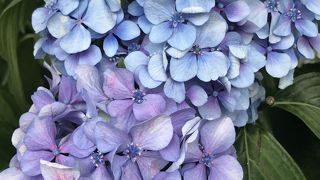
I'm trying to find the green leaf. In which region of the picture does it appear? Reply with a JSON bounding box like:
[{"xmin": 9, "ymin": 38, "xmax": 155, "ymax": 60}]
[
  {"xmin": 273, "ymin": 73, "xmax": 320, "ymax": 139},
  {"xmin": 235, "ymin": 124, "xmax": 306, "ymax": 180}
]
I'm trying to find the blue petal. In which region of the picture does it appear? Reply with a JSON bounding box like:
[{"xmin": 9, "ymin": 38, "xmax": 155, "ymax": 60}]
[
  {"xmin": 301, "ymin": 0, "xmax": 320, "ymax": 15},
  {"xmin": 297, "ymin": 36, "xmax": 315, "ymax": 59},
  {"xmin": 227, "ymin": 55, "xmax": 240, "ymax": 79},
  {"xmin": 229, "ymin": 45, "xmax": 248, "ymax": 59},
  {"xmin": 168, "ymin": 23, "xmax": 196, "ymax": 51},
  {"xmin": 47, "ymin": 12, "xmax": 76, "ymax": 38},
  {"xmin": 241, "ymin": 0, "xmax": 268, "ymax": 33},
  {"xmin": 114, "ymin": 20, "xmax": 140, "ymax": 41},
  {"xmin": 230, "ymin": 64, "xmax": 255, "ymax": 88},
  {"xmin": 148, "ymin": 54, "xmax": 168, "ymax": 81},
  {"xmin": 32, "ymin": 8, "xmax": 51, "ymax": 33},
  {"xmin": 60, "ymin": 24, "xmax": 91, "ymax": 54},
  {"xmin": 128, "ymin": 1, "xmax": 144, "ymax": 16},
  {"xmin": 149, "ymin": 21, "xmax": 173, "ymax": 43},
  {"xmin": 198, "ymin": 97, "xmax": 221, "ymax": 120},
  {"xmin": 273, "ymin": 15, "xmax": 292, "ymax": 37},
  {"xmin": 138, "ymin": 16, "xmax": 153, "ymax": 34},
  {"xmin": 64, "ymin": 56, "xmax": 79, "ymax": 76},
  {"xmin": 279, "ymin": 70, "xmax": 294, "ymax": 89},
  {"xmin": 170, "ymin": 53, "xmax": 198, "ymax": 82},
  {"xmin": 184, "ymin": 13, "xmax": 209, "ymax": 26},
  {"xmin": 106, "ymin": 0, "xmax": 122, "ymax": 12},
  {"xmin": 295, "ymin": 19, "xmax": 318, "ymax": 37},
  {"xmin": 124, "ymin": 51, "xmax": 148, "ymax": 72},
  {"xmin": 246, "ymin": 46, "xmax": 266, "ymax": 72},
  {"xmin": 176, "ymin": 0, "xmax": 215, "ymax": 13},
  {"xmin": 137, "ymin": 66, "xmax": 162, "ymax": 88},
  {"xmin": 266, "ymin": 52, "xmax": 291, "ymax": 78},
  {"xmin": 166, "ymin": 47, "xmax": 188, "ymax": 59},
  {"xmin": 70, "ymin": 0, "xmax": 88, "ymax": 19},
  {"xmin": 82, "ymin": 0, "xmax": 116, "ymax": 34},
  {"xmin": 224, "ymin": 1, "xmax": 250, "ymax": 22},
  {"xmin": 103, "ymin": 34, "xmax": 119, "ymax": 57},
  {"xmin": 271, "ymin": 33, "xmax": 294, "ymax": 50},
  {"xmin": 164, "ymin": 78, "xmax": 186, "ymax": 103},
  {"xmin": 144, "ymin": 0, "xmax": 175, "ymax": 24},
  {"xmin": 196, "ymin": 12, "xmax": 227, "ymax": 48},
  {"xmin": 197, "ymin": 52, "xmax": 220, "ymax": 82},
  {"xmin": 206, "ymin": 51, "xmax": 228, "ymax": 81},
  {"xmin": 57, "ymin": 0, "xmax": 79, "ymax": 15},
  {"xmin": 78, "ymin": 45, "xmax": 102, "ymax": 65}
]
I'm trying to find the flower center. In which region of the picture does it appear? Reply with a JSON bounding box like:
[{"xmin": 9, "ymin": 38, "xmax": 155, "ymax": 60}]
[
  {"xmin": 191, "ymin": 45, "xmax": 203, "ymax": 55},
  {"xmin": 52, "ymin": 149, "xmax": 60, "ymax": 156},
  {"xmin": 217, "ymin": 2, "xmax": 224, "ymax": 9},
  {"xmin": 200, "ymin": 153, "xmax": 215, "ymax": 167},
  {"xmin": 212, "ymin": 91, "xmax": 219, "ymax": 97},
  {"xmin": 286, "ymin": 8, "xmax": 302, "ymax": 22},
  {"xmin": 128, "ymin": 43, "xmax": 141, "ymax": 53},
  {"xmin": 265, "ymin": 0, "xmax": 279, "ymax": 12},
  {"xmin": 132, "ymin": 90, "xmax": 145, "ymax": 104},
  {"xmin": 124, "ymin": 143, "xmax": 143, "ymax": 162},
  {"xmin": 267, "ymin": 46, "xmax": 273, "ymax": 52},
  {"xmin": 171, "ymin": 13, "xmax": 184, "ymax": 28},
  {"xmin": 90, "ymin": 151, "xmax": 105, "ymax": 167}
]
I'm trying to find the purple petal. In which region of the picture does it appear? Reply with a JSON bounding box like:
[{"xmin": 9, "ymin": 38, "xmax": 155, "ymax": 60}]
[
  {"xmin": 107, "ymin": 100, "xmax": 133, "ymax": 117},
  {"xmin": 89, "ymin": 165, "xmax": 113, "ymax": 179},
  {"xmin": 137, "ymin": 153, "xmax": 167, "ymax": 180},
  {"xmin": 72, "ymin": 126, "xmax": 95, "ymax": 150},
  {"xmin": 21, "ymin": 151, "xmax": 54, "ymax": 176},
  {"xmin": 31, "ymin": 88, "xmax": 55, "ymax": 110},
  {"xmin": 183, "ymin": 164, "xmax": 207, "ymax": 180},
  {"xmin": 130, "ymin": 115, "xmax": 173, "ymax": 150},
  {"xmin": 133, "ymin": 94, "xmax": 166, "ymax": 121},
  {"xmin": 187, "ymin": 85, "xmax": 208, "ymax": 106},
  {"xmin": 121, "ymin": 161, "xmax": 142, "ymax": 180},
  {"xmin": 198, "ymin": 97, "xmax": 221, "ymax": 120},
  {"xmin": 297, "ymin": 36, "xmax": 315, "ymax": 59},
  {"xmin": 159, "ymin": 134, "xmax": 181, "ymax": 161},
  {"xmin": 95, "ymin": 122, "xmax": 131, "ymax": 153},
  {"xmin": 103, "ymin": 68, "xmax": 134, "ymax": 99},
  {"xmin": 200, "ymin": 117, "xmax": 235, "ymax": 154},
  {"xmin": 295, "ymin": 19, "xmax": 318, "ymax": 37},
  {"xmin": 209, "ymin": 155, "xmax": 243, "ymax": 180},
  {"xmin": 24, "ymin": 119, "xmax": 57, "ymax": 151},
  {"xmin": 154, "ymin": 170, "xmax": 181, "ymax": 180},
  {"xmin": 225, "ymin": 1, "xmax": 250, "ymax": 22}
]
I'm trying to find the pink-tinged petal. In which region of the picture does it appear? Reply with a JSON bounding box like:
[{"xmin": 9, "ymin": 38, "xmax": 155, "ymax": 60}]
[
  {"xmin": 183, "ymin": 164, "xmax": 207, "ymax": 180},
  {"xmin": 200, "ymin": 117, "xmax": 235, "ymax": 154},
  {"xmin": 55, "ymin": 155, "xmax": 76, "ymax": 167},
  {"xmin": 209, "ymin": 155, "xmax": 243, "ymax": 180},
  {"xmin": 95, "ymin": 122, "xmax": 131, "ymax": 153},
  {"xmin": 133, "ymin": 94, "xmax": 166, "ymax": 121},
  {"xmin": 198, "ymin": 97, "xmax": 221, "ymax": 120},
  {"xmin": 40, "ymin": 160, "xmax": 80, "ymax": 180},
  {"xmin": 89, "ymin": 165, "xmax": 113, "ymax": 179},
  {"xmin": 103, "ymin": 68, "xmax": 135, "ymax": 99},
  {"xmin": 72, "ymin": 126, "xmax": 95, "ymax": 150},
  {"xmin": 130, "ymin": 115, "xmax": 173, "ymax": 150},
  {"xmin": 122, "ymin": 161, "xmax": 143, "ymax": 180},
  {"xmin": 160, "ymin": 134, "xmax": 181, "ymax": 161},
  {"xmin": 153, "ymin": 170, "xmax": 181, "ymax": 180},
  {"xmin": 21, "ymin": 151, "xmax": 55, "ymax": 176},
  {"xmin": 187, "ymin": 85, "xmax": 208, "ymax": 107},
  {"xmin": 107, "ymin": 100, "xmax": 134, "ymax": 117},
  {"xmin": 0, "ymin": 167, "xmax": 29, "ymax": 179},
  {"xmin": 225, "ymin": 1, "xmax": 250, "ymax": 22},
  {"xmin": 24, "ymin": 119, "xmax": 57, "ymax": 151}
]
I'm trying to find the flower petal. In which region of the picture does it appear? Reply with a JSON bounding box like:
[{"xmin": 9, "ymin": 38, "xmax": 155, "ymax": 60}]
[
  {"xmin": 209, "ymin": 155, "xmax": 243, "ymax": 180},
  {"xmin": 47, "ymin": 12, "xmax": 76, "ymax": 38},
  {"xmin": 170, "ymin": 53, "xmax": 198, "ymax": 82},
  {"xmin": 60, "ymin": 24, "xmax": 91, "ymax": 54},
  {"xmin": 124, "ymin": 51, "xmax": 148, "ymax": 72},
  {"xmin": 266, "ymin": 52, "xmax": 291, "ymax": 78},
  {"xmin": 149, "ymin": 21, "xmax": 174, "ymax": 43},
  {"xmin": 176, "ymin": 0, "xmax": 215, "ymax": 13},
  {"xmin": 164, "ymin": 78, "xmax": 186, "ymax": 103},
  {"xmin": 187, "ymin": 85, "xmax": 208, "ymax": 106},
  {"xmin": 103, "ymin": 34, "xmax": 119, "ymax": 57},
  {"xmin": 295, "ymin": 19, "xmax": 318, "ymax": 37},
  {"xmin": 168, "ymin": 23, "xmax": 196, "ymax": 51},
  {"xmin": 183, "ymin": 164, "xmax": 207, "ymax": 180},
  {"xmin": 115, "ymin": 20, "xmax": 141, "ymax": 40},
  {"xmin": 21, "ymin": 151, "xmax": 54, "ymax": 176},
  {"xmin": 144, "ymin": 0, "xmax": 175, "ymax": 24},
  {"xmin": 32, "ymin": 8, "xmax": 51, "ymax": 33},
  {"xmin": 225, "ymin": 1, "xmax": 250, "ymax": 22},
  {"xmin": 133, "ymin": 94, "xmax": 166, "ymax": 121},
  {"xmin": 40, "ymin": 160, "xmax": 80, "ymax": 180},
  {"xmin": 198, "ymin": 97, "xmax": 221, "ymax": 120}
]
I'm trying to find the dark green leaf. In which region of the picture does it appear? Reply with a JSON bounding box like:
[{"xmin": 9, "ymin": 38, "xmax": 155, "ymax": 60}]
[
  {"xmin": 274, "ymin": 73, "xmax": 320, "ymax": 139},
  {"xmin": 235, "ymin": 124, "xmax": 306, "ymax": 180}
]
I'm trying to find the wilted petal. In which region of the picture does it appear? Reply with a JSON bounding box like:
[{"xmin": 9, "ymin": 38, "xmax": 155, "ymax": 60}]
[
  {"xmin": 95, "ymin": 122, "xmax": 131, "ymax": 152},
  {"xmin": 187, "ymin": 85, "xmax": 208, "ymax": 106},
  {"xmin": 115, "ymin": 20, "xmax": 141, "ymax": 40},
  {"xmin": 144, "ymin": 0, "xmax": 175, "ymax": 24},
  {"xmin": 82, "ymin": 0, "xmax": 116, "ymax": 34},
  {"xmin": 130, "ymin": 115, "xmax": 173, "ymax": 150},
  {"xmin": 198, "ymin": 97, "xmax": 221, "ymax": 120},
  {"xmin": 170, "ymin": 54, "xmax": 198, "ymax": 82},
  {"xmin": 266, "ymin": 52, "xmax": 291, "ymax": 78},
  {"xmin": 209, "ymin": 155, "xmax": 243, "ymax": 180},
  {"xmin": 60, "ymin": 24, "xmax": 91, "ymax": 53},
  {"xmin": 225, "ymin": 1, "xmax": 250, "ymax": 22}
]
